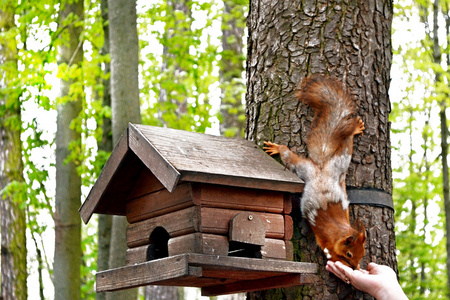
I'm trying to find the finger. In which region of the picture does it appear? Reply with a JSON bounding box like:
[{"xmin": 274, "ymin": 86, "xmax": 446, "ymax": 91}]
[
  {"xmin": 359, "ymin": 269, "xmax": 369, "ymax": 275},
  {"xmin": 326, "ymin": 261, "xmax": 339, "ymax": 274},
  {"xmin": 335, "ymin": 261, "xmax": 353, "ymax": 281},
  {"xmin": 326, "ymin": 261, "xmax": 347, "ymax": 281},
  {"xmin": 366, "ymin": 262, "xmax": 378, "ymax": 272},
  {"xmin": 335, "ymin": 261, "xmax": 353, "ymax": 273},
  {"xmin": 367, "ymin": 262, "xmax": 378, "ymax": 268},
  {"xmin": 326, "ymin": 261, "xmax": 341, "ymax": 276}
]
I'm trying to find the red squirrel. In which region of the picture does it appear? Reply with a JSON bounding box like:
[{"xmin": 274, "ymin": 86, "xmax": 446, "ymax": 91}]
[{"xmin": 264, "ymin": 75, "xmax": 366, "ymax": 269}]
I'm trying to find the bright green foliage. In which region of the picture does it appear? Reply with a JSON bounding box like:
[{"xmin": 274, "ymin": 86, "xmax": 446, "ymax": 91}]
[
  {"xmin": 2, "ymin": 0, "xmax": 250, "ymax": 297},
  {"xmin": 392, "ymin": 105, "xmax": 446, "ymax": 298},
  {"xmin": 11, "ymin": 0, "xmax": 450, "ymax": 298},
  {"xmin": 6, "ymin": 0, "xmax": 450, "ymax": 298},
  {"xmin": 392, "ymin": 0, "xmax": 450, "ymax": 298},
  {"xmin": 139, "ymin": 0, "xmax": 219, "ymax": 133},
  {"xmin": 1, "ymin": 1, "xmax": 58, "ymax": 299},
  {"xmin": 219, "ymin": 0, "xmax": 247, "ymax": 138},
  {"xmin": 0, "ymin": 0, "xmax": 104, "ymax": 297}
]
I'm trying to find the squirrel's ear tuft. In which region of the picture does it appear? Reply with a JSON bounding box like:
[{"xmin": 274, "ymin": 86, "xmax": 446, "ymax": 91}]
[
  {"xmin": 351, "ymin": 219, "xmax": 365, "ymax": 233},
  {"xmin": 359, "ymin": 230, "xmax": 366, "ymax": 243},
  {"xmin": 351, "ymin": 219, "xmax": 366, "ymax": 244}
]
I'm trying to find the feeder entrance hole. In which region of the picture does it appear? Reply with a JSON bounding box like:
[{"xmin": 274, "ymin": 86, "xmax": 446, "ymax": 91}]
[
  {"xmin": 228, "ymin": 241, "xmax": 262, "ymax": 259},
  {"xmin": 147, "ymin": 227, "xmax": 170, "ymax": 260}
]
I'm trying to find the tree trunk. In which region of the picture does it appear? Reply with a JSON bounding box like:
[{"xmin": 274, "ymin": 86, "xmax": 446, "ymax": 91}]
[
  {"xmin": 145, "ymin": 286, "xmax": 180, "ymax": 300},
  {"xmin": 109, "ymin": 0, "xmax": 141, "ymax": 143},
  {"xmin": 246, "ymin": 1, "xmax": 396, "ymax": 299},
  {"xmin": 441, "ymin": 107, "xmax": 450, "ymax": 295},
  {"xmin": 96, "ymin": 1, "xmax": 113, "ymax": 300},
  {"xmin": 0, "ymin": 3, "xmax": 27, "ymax": 299},
  {"xmin": 219, "ymin": 0, "xmax": 246, "ymax": 137},
  {"xmin": 406, "ymin": 108, "xmax": 419, "ymax": 289},
  {"xmin": 442, "ymin": 3, "xmax": 450, "ymax": 295},
  {"xmin": 107, "ymin": 0, "xmax": 140, "ymax": 299},
  {"xmin": 54, "ymin": 0, "xmax": 84, "ymax": 299},
  {"xmin": 421, "ymin": 112, "xmax": 431, "ymax": 297}
]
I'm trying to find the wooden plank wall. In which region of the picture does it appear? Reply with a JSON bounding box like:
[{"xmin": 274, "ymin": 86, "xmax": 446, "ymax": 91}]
[{"xmin": 125, "ymin": 168, "xmax": 295, "ymax": 265}]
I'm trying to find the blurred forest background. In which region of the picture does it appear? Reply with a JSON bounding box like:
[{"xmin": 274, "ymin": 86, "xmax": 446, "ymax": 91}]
[{"xmin": 0, "ymin": 0, "xmax": 450, "ymax": 299}]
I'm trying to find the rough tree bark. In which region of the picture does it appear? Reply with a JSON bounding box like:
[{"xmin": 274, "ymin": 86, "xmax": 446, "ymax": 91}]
[
  {"xmin": 107, "ymin": 0, "xmax": 140, "ymax": 299},
  {"xmin": 96, "ymin": 1, "xmax": 113, "ymax": 300},
  {"xmin": 0, "ymin": 3, "xmax": 27, "ymax": 300},
  {"xmin": 54, "ymin": 0, "xmax": 84, "ymax": 299},
  {"xmin": 219, "ymin": 0, "xmax": 246, "ymax": 137},
  {"xmin": 245, "ymin": 1, "xmax": 396, "ymax": 299}
]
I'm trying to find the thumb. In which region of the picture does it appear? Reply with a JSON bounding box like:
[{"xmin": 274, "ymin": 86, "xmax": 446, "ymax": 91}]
[{"xmin": 366, "ymin": 262, "xmax": 379, "ymax": 273}]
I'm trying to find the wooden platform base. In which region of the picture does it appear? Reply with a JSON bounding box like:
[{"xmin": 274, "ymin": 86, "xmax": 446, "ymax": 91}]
[{"xmin": 97, "ymin": 254, "xmax": 317, "ymax": 296}]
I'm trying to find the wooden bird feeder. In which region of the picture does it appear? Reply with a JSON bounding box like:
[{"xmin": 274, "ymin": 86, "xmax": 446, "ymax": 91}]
[{"xmin": 79, "ymin": 123, "xmax": 317, "ymax": 296}]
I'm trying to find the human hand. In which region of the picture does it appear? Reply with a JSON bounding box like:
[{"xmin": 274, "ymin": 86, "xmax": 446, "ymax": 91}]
[{"xmin": 326, "ymin": 261, "xmax": 408, "ymax": 300}]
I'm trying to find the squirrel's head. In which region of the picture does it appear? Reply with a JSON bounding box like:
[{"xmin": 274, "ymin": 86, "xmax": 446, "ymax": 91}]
[{"xmin": 325, "ymin": 219, "xmax": 366, "ymax": 270}]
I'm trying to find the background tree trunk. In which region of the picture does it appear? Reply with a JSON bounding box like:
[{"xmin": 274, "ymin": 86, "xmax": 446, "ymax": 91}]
[
  {"xmin": 245, "ymin": 1, "xmax": 396, "ymax": 299},
  {"xmin": 107, "ymin": 0, "xmax": 140, "ymax": 299},
  {"xmin": 0, "ymin": 2, "xmax": 27, "ymax": 299},
  {"xmin": 54, "ymin": 0, "xmax": 84, "ymax": 299},
  {"xmin": 145, "ymin": 286, "xmax": 180, "ymax": 300},
  {"xmin": 440, "ymin": 102, "xmax": 450, "ymax": 295},
  {"xmin": 441, "ymin": 2, "xmax": 450, "ymax": 294},
  {"xmin": 96, "ymin": 1, "xmax": 113, "ymax": 300}
]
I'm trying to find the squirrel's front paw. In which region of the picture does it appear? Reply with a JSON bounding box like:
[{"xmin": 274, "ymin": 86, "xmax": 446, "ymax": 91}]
[
  {"xmin": 263, "ymin": 141, "xmax": 281, "ymax": 156},
  {"xmin": 354, "ymin": 117, "xmax": 365, "ymax": 135}
]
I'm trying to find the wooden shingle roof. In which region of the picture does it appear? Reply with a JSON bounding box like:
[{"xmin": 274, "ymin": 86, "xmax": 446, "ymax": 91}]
[{"xmin": 79, "ymin": 123, "xmax": 303, "ymax": 224}]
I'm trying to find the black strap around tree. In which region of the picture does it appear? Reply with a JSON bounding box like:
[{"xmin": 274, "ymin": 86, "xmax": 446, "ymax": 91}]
[
  {"xmin": 347, "ymin": 188, "xmax": 394, "ymax": 210},
  {"xmin": 291, "ymin": 187, "xmax": 394, "ymax": 212}
]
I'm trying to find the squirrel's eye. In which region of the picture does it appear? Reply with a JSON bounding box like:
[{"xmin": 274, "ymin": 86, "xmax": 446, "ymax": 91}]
[{"xmin": 346, "ymin": 252, "xmax": 353, "ymax": 258}]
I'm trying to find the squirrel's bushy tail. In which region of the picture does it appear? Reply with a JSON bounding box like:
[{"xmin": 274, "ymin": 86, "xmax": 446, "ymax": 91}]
[{"xmin": 297, "ymin": 75, "xmax": 359, "ymax": 166}]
